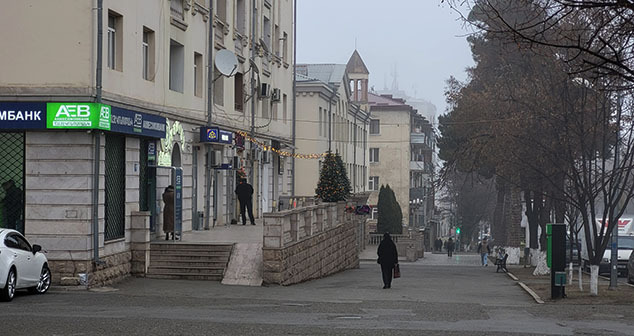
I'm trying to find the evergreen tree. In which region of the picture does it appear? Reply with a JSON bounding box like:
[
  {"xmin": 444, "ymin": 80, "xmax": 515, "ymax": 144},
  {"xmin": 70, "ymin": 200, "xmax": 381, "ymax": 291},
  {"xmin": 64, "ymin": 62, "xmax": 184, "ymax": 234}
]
[
  {"xmin": 377, "ymin": 184, "xmax": 402, "ymax": 234},
  {"xmin": 315, "ymin": 152, "xmax": 351, "ymax": 202}
]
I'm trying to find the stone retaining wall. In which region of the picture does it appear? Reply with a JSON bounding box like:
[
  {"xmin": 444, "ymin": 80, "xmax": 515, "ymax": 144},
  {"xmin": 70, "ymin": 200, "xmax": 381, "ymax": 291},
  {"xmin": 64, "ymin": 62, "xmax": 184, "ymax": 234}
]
[{"xmin": 262, "ymin": 202, "xmax": 363, "ymax": 285}]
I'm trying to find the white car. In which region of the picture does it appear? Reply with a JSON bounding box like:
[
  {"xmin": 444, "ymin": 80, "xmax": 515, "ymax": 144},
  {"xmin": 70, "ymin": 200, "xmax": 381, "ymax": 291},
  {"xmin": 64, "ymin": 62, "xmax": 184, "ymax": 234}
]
[{"xmin": 0, "ymin": 229, "xmax": 51, "ymax": 301}]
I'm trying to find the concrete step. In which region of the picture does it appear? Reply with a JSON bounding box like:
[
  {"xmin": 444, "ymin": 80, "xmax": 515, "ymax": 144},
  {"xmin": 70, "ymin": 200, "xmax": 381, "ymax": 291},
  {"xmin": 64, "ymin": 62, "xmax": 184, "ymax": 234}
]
[
  {"xmin": 150, "ymin": 243, "xmax": 233, "ymax": 252},
  {"xmin": 149, "ymin": 254, "xmax": 230, "ymax": 262},
  {"xmin": 149, "ymin": 250, "xmax": 231, "ymax": 257},
  {"xmin": 145, "ymin": 273, "xmax": 224, "ymax": 281},
  {"xmin": 147, "ymin": 266, "xmax": 225, "ymax": 274},
  {"xmin": 149, "ymin": 260, "xmax": 229, "ymax": 268}
]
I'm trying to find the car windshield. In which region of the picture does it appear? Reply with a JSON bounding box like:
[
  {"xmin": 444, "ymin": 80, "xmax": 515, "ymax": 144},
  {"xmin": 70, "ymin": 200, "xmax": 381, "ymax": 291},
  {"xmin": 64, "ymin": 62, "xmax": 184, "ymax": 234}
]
[{"xmin": 619, "ymin": 237, "xmax": 634, "ymax": 250}]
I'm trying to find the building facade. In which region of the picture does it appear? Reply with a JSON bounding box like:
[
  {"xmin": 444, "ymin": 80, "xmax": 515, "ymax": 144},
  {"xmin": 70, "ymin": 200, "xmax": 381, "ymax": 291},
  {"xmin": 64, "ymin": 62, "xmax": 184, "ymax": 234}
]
[
  {"xmin": 294, "ymin": 51, "xmax": 370, "ymax": 198},
  {"xmin": 0, "ymin": 0, "xmax": 294, "ymax": 285},
  {"xmin": 367, "ymin": 93, "xmax": 414, "ymax": 228}
]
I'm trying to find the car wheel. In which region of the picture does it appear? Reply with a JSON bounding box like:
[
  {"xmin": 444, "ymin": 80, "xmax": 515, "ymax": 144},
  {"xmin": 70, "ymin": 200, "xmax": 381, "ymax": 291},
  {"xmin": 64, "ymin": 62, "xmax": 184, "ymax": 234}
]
[
  {"xmin": 1, "ymin": 268, "xmax": 17, "ymax": 302},
  {"xmin": 29, "ymin": 265, "xmax": 51, "ymax": 295}
]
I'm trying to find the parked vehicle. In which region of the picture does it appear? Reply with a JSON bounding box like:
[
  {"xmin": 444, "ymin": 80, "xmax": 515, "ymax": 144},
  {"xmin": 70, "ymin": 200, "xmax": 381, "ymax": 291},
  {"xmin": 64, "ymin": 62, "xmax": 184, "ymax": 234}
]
[
  {"xmin": 582, "ymin": 218, "xmax": 634, "ymax": 277},
  {"xmin": 0, "ymin": 229, "xmax": 51, "ymax": 302}
]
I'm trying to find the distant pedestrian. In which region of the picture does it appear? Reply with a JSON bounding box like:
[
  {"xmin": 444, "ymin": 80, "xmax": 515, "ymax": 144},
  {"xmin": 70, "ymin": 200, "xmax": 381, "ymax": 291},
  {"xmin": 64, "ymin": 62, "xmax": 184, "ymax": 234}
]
[
  {"xmin": 235, "ymin": 178, "xmax": 256, "ymax": 225},
  {"xmin": 478, "ymin": 237, "xmax": 491, "ymax": 266},
  {"xmin": 377, "ymin": 233, "xmax": 399, "ymax": 289},
  {"xmin": 162, "ymin": 185, "xmax": 175, "ymax": 240},
  {"xmin": 447, "ymin": 237, "xmax": 455, "ymax": 257}
]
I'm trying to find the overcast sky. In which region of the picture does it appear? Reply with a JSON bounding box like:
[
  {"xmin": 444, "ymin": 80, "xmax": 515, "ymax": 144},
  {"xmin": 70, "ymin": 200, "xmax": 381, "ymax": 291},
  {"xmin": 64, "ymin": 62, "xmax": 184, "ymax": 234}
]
[{"xmin": 296, "ymin": 0, "xmax": 475, "ymax": 118}]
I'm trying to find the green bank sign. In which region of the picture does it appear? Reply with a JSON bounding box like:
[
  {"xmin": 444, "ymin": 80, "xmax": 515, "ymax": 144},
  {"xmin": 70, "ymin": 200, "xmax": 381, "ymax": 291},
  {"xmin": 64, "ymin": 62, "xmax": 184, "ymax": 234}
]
[{"xmin": 46, "ymin": 103, "xmax": 111, "ymax": 130}]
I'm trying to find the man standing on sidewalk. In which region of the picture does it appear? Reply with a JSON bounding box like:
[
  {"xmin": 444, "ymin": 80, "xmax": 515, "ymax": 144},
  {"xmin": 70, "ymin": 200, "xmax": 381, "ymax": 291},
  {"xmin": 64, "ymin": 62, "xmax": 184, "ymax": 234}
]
[
  {"xmin": 235, "ymin": 178, "xmax": 256, "ymax": 225},
  {"xmin": 478, "ymin": 237, "xmax": 491, "ymax": 266}
]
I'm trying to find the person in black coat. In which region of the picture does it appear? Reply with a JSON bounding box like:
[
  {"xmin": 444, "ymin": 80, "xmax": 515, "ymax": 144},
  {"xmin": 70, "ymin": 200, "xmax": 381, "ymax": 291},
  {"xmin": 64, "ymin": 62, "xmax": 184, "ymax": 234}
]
[
  {"xmin": 235, "ymin": 178, "xmax": 256, "ymax": 225},
  {"xmin": 377, "ymin": 233, "xmax": 399, "ymax": 289},
  {"xmin": 447, "ymin": 237, "xmax": 455, "ymax": 257}
]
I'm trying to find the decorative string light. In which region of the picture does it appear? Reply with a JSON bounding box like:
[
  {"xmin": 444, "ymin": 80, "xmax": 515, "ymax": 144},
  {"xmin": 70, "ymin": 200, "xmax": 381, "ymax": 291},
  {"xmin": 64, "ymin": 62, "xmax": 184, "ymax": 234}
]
[{"xmin": 237, "ymin": 131, "xmax": 328, "ymax": 159}]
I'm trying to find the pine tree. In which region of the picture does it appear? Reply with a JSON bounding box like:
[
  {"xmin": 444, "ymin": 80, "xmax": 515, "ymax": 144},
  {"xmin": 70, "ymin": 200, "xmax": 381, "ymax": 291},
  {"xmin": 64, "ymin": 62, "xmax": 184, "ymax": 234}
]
[
  {"xmin": 377, "ymin": 184, "xmax": 402, "ymax": 234},
  {"xmin": 315, "ymin": 152, "xmax": 351, "ymax": 202}
]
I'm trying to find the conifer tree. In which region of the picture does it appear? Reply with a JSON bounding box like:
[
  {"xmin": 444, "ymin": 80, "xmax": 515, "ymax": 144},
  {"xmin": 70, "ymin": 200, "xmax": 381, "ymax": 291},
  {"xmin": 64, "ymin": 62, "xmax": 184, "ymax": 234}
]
[
  {"xmin": 377, "ymin": 184, "xmax": 402, "ymax": 234},
  {"xmin": 315, "ymin": 152, "xmax": 351, "ymax": 202}
]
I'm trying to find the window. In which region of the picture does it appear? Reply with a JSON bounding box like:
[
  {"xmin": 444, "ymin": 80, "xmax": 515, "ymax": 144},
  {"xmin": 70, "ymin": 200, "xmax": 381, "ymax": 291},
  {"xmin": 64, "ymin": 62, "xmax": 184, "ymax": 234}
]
[
  {"xmin": 263, "ymin": 16, "xmax": 271, "ymax": 50},
  {"xmin": 369, "ymin": 176, "xmax": 379, "ymax": 191},
  {"xmin": 283, "ymin": 94, "xmax": 287, "ymax": 123},
  {"xmin": 194, "ymin": 52, "xmax": 203, "ymax": 97},
  {"xmin": 369, "ymin": 148, "xmax": 379, "ymax": 163},
  {"xmin": 107, "ymin": 11, "xmax": 122, "ymax": 71},
  {"xmin": 142, "ymin": 27, "xmax": 155, "ymax": 80},
  {"xmin": 274, "ymin": 24, "xmax": 280, "ymax": 56},
  {"xmin": 214, "ymin": 68, "xmax": 224, "ymax": 105},
  {"xmin": 217, "ymin": 0, "xmax": 227, "ymax": 22},
  {"xmin": 234, "ymin": 73, "xmax": 244, "ymax": 111},
  {"xmin": 170, "ymin": 0, "xmax": 184, "ymax": 19},
  {"xmin": 370, "ymin": 119, "xmax": 380, "ymax": 134},
  {"xmin": 169, "ymin": 40, "xmax": 184, "ymax": 92},
  {"xmin": 319, "ymin": 107, "xmax": 323, "ymax": 136},
  {"xmin": 282, "ymin": 32, "xmax": 288, "ymax": 61},
  {"xmin": 236, "ymin": 0, "xmax": 246, "ymax": 33}
]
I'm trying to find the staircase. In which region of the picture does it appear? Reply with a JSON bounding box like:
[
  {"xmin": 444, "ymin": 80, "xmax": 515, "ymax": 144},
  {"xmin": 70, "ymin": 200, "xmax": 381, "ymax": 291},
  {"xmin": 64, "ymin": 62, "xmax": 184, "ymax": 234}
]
[{"xmin": 146, "ymin": 243, "xmax": 234, "ymax": 281}]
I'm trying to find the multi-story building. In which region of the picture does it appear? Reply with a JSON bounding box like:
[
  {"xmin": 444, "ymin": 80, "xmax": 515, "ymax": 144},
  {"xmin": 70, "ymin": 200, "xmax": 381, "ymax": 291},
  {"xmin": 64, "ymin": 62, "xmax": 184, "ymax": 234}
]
[
  {"xmin": 0, "ymin": 0, "xmax": 294, "ymax": 285},
  {"xmin": 294, "ymin": 51, "xmax": 370, "ymax": 197},
  {"xmin": 367, "ymin": 93, "xmax": 414, "ymax": 228},
  {"xmin": 409, "ymin": 113, "xmax": 435, "ymax": 229}
]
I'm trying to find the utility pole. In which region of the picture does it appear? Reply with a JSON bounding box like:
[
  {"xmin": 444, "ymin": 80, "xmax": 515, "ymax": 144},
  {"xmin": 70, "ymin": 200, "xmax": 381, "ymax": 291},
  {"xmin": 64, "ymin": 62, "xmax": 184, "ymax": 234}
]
[{"xmin": 250, "ymin": 0, "xmax": 257, "ymax": 188}]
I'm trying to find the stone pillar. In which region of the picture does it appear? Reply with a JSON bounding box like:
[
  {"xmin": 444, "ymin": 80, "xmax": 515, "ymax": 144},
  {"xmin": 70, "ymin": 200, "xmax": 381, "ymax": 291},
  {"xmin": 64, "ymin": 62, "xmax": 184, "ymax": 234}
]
[{"xmin": 130, "ymin": 211, "xmax": 151, "ymax": 276}]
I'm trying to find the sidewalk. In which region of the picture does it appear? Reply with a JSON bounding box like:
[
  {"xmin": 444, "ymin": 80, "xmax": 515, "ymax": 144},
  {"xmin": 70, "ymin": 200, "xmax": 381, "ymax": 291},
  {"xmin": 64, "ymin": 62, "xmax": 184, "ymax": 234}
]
[{"xmin": 156, "ymin": 219, "xmax": 264, "ymax": 244}]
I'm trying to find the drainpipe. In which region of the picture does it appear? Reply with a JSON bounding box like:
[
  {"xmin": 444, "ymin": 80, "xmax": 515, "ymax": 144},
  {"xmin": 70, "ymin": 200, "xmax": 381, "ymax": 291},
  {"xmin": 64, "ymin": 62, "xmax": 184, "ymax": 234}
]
[
  {"xmin": 204, "ymin": 1, "xmax": 214, "ymax": 230},
  {"xmin": 92, "ymin": 0, "xmax": 103, "ymax": 265},
  {"xmin": 353, "ymin": 109, "xmax": 357, "ymax": 193},
  {"xmin": 291, "ymin": 0, "xmax": 297, "ymax": 196},
  {"xmin": 250, "ymin": 0, "xmax": 256, "ymax": 188}
]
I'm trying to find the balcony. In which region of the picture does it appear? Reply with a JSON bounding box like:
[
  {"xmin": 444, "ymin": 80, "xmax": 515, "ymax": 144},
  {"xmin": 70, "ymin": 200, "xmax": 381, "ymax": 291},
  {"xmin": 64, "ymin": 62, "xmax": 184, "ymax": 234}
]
[{"xmin": 410, "ymin": 161, "xmax": 433, "ymax": 173}]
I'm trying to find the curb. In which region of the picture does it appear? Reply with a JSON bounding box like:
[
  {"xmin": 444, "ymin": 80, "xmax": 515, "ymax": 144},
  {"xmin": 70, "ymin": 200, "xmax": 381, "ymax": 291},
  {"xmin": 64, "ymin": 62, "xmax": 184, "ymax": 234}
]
[
  {"xmin": 506, "ymin": 271, "xmax": 519, "ymax": 281},
  {"xmin": 517, "ymin": 281, "xmax": 545, "ymax": 304}
]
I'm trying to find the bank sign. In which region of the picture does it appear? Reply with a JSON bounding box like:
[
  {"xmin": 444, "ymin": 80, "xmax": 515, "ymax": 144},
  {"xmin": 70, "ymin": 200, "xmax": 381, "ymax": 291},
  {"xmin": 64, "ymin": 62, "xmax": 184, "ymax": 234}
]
[
  {"xmin": 46, "ymin": 103, "xmax": 111, "ymax": 130},
  {"xmin": 0, "ymin": 102, "xmax": 47, "ymax": 129}
]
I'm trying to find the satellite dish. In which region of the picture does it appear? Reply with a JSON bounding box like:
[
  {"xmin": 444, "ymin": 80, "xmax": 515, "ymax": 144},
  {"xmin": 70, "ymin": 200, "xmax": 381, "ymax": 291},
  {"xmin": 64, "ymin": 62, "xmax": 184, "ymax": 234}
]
[{"xmin": 215, "ymin": 49, "xmax": 238, "ymax": 77}]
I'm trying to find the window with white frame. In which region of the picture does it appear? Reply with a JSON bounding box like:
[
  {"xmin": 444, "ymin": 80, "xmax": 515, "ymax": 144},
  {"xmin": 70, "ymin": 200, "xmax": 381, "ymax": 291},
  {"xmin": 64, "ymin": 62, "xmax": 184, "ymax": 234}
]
[
  {"xmin": 107, "ymin": 11, "xmax": 122, "ymax": 71},
  {"xmin": 169, "ymin": 40, "xmax": 184, "ymax": 92},
  {"xmin": 369, "ymin": 176, "xmax": 379, "ymax": 191},
  {"xmin": 370, "ymin": 119, "xmax": 380, "ymax": 134},
  {"xmin": 142, "ymin": 27, "xmax": 155, "ymax": 81},
  {"xmin": 369, "ymin": 148, "xmax": 379, "ymax": 163}
]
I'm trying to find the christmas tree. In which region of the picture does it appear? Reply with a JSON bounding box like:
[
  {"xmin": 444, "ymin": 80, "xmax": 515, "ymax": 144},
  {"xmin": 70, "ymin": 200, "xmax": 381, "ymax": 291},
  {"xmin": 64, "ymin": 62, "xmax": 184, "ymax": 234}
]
[{"xmin": 315, "ymin": 152, "xmax": 351, "ymax": 202}]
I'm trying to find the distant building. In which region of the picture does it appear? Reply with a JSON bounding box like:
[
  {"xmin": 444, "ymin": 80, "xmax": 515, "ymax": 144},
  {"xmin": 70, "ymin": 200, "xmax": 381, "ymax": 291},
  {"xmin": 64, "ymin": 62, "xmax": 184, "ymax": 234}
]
[{"xmin": 294, "ymin": 51, "xmax": 370, "ymax": 197}]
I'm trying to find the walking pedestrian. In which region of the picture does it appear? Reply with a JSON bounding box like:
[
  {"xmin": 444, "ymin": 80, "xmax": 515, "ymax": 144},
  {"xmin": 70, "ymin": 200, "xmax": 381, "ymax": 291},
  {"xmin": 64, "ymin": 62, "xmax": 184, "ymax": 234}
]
[
  {"xmin": 447, "ymin": 237, "xmax": 455, "ymax": 257},
  {"xmin": 377, "ymin": 233, "xmax": 399, "ymax": 289},
  {"xmin": 162, "ymin": 185, "xmax": 175, "ymax": 240},
  {"xmin": 235, "ymin": 178, "xmax": 256, "ymax": 225},
  {"xmin": 478, "ymin": 237, "xmax": 491, "ymax": 266}
]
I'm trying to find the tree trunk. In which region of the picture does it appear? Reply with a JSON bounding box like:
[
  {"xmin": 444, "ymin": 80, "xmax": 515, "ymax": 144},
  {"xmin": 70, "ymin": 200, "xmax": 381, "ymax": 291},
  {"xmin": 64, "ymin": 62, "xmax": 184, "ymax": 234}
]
[{"xmin": 590, "ymin": 265, "xmax": 599, "ymax": 296}]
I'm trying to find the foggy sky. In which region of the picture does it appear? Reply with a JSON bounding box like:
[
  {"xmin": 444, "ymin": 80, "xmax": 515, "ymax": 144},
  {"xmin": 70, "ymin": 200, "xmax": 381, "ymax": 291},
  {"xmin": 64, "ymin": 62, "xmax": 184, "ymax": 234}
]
[{"xmin": 296, "ymin": 0, "xmax": 475, "ymax": 119}]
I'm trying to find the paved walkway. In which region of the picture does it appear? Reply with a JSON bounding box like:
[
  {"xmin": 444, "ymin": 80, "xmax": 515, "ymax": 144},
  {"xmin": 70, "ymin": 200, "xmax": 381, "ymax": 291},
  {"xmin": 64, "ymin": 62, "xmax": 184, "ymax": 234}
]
[
  {"xmin": 156, "ymin": 219, "xmax": 264, "ymax": 244},
  {"xmin": 8, "ymin": 258, "xmax": 634, "ymax": 335}
]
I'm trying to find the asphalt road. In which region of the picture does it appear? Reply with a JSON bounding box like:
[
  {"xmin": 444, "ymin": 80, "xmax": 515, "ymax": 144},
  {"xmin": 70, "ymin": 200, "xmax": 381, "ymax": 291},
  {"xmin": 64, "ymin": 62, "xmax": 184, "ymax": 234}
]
[{"xmin": 2, "ymin": 253, "xmax": 633, "ymax": 335}]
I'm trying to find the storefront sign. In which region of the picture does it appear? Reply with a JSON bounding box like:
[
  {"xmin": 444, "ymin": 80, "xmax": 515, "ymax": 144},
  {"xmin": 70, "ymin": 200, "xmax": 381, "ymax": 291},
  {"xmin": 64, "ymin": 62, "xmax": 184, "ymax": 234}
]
[
  {"xmin": 110, "ymin": 107, "xmax": 166, "ymax": 138},
  {"xmin": 0, "ymin": 102, "xmax": 47, "ymax": 129},
  {"xmin": 46, "ymin": 103, "xmax": 111, "ymax": 130},
  {"xmin": 199, "ymin": 127, "xmax": 233, "ymax": 145},
  {"xmin": 148, "ymin": 142, "xmax": 156, "ymax": 163}
]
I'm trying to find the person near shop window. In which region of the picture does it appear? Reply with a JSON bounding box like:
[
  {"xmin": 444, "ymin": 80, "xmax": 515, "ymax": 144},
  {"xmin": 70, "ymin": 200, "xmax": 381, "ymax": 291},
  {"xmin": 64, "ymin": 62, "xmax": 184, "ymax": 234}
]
[{"xmin": 1, "ymin": 180, "xmax": 23, "ymax": 232}]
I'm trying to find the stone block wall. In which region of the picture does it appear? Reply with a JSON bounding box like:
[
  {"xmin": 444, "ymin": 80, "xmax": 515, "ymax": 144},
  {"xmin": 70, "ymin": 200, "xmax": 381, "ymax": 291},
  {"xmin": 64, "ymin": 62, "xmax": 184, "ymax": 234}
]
[{"xmin": 262, "ymin": 202, "xmax": 361, "ymax": 285}]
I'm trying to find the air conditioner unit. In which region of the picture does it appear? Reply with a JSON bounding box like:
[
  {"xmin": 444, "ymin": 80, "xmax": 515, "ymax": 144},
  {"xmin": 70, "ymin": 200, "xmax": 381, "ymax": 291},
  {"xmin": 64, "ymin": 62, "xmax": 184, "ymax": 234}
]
[
  {"xmin": 271, "ymin": 88, "xmax": 281, "ymax": 102},
  {"xmin": 259, "ymin": 82, "xmax": 271, "ymax": 98}
]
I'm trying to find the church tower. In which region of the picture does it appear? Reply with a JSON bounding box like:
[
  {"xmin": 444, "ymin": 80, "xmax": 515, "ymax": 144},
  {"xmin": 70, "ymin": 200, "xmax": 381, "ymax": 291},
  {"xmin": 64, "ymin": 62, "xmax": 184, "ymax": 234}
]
[{"xmin": 346, "ymin": 50, "xmax": 370, "ymax": 111}]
